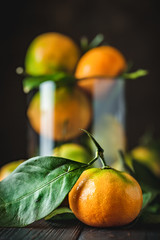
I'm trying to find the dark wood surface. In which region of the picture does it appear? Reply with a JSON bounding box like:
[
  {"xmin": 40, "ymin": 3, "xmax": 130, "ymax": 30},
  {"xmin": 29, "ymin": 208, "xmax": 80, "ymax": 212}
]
[{"xmin": 0, "ymin": 220, "xmax": 160, "ymax": 240}]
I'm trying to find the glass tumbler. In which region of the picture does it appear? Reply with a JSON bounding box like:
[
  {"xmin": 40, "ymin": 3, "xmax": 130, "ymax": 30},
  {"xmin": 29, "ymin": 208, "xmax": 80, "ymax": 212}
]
[{"xmin": 26, "ymin": 77, "xmax": 126, "ymax": 168}]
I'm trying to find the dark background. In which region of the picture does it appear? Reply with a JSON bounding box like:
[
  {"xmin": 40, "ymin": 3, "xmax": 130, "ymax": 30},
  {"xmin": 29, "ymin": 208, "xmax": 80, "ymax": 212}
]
[{"xmin": 0, "ymin": 0, "xmax": 159, "ymax": 166}]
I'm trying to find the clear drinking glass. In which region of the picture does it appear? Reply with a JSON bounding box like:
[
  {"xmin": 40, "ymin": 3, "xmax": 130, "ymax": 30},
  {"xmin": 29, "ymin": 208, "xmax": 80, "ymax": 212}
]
[{"xmin": 26, "ymin": 77, "xmax": 126, "ymax": 167}]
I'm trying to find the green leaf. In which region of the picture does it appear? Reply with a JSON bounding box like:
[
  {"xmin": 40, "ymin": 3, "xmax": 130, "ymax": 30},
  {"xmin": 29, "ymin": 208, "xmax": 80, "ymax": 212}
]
[
  {"xmin": 48, "ymin": 212, "xmax": 76, "ymax": 221},
  {"xmin": 142, "ymin": 192, "xmax": 157, "ymax": 210},
  {"xmin": 45, "ymin": 207, "xmax": 76, "ymax": 221},
  {"xmin": 81, "ymin": 129, "xmax": 107, "ymax": 168},
  {"xmin": 88, "ymin": 34, "xmax": 104, "ymax": 49},
  {"xmin": 118, "ymin": 150, "xmax": 134, "ymax": 175},
  {"xmin": 80, "ymin": 37, "xmax": 89, "ymax": 52},
  {"xmin": 145, "ymin": 203, "xmax": 160, "ymax": 214},
  {"xmin": 0, "ymin": 156, "xmax": 87, "ymax": 227},
  {"xmin": 45, "ymin": 207, "xmax": 72, "ymax": 220},
  {"xmin": 139, "ymin": 129, "xmax": 160, "ymax": 153},
  {"xmin": 23, "ymin": 72, "xmax": 76, "ymax": 93},
  {"xmin": 132, "ymin": 159, "xmax": 160, "ymax": 193},
  {"xmin": 122, "ymin": 69, "xmax": 148, "ymax": 79},
  {"xmin": 80, "ymin": 34, "xmax": 104, "ymax": 53}
]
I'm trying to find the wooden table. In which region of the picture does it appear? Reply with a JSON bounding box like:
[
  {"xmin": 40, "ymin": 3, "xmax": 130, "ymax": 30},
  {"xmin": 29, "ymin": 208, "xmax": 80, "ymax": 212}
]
[{"xmin": 0, "ymin": 220, "xmax": 160, "ymax": 240}]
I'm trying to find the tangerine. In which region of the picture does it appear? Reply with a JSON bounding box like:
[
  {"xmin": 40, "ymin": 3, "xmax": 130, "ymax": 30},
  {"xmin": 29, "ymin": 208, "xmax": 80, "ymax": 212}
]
[
  {"xmin": 53, "ymin": 143, "xmax": 92, "ymax": 208},
  {"xmin": 0, "ymin": 160, "xmax": 25, "ymax": 181},
  {"xmin": 75, "ymin": 46, "xmax": 126, "ymax": 96},
  {"xmin": 25, "ymin": 32, "xmax": 80, "ymax": 76},
  {"xmin": 69, "ymin": 167, "xmax": 143, "ymax": 227},
  {"xmin": 53, "ymin": 143, "xmax": 91, "ymax": 163},
  {"xmin": 127, "ymin": 146, "xmax": 160, "ymax": 178},
  {"xmin": 27, "ymin": 86, "xmax": 92, "ymax": 141}
]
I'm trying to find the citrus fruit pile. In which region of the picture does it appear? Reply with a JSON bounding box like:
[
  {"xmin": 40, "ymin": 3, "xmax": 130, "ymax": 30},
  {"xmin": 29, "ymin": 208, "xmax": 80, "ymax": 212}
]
[
  {"xmin": 24, "ymin": 32, "xmax": 127, "ymax": 159},
  {"xmin": 0, "ymin": 33, "xmax": 152, "ymax": 229},
  {"xmin": 0, "ymin": 129, "xmax": 144, "ymax": 229}
]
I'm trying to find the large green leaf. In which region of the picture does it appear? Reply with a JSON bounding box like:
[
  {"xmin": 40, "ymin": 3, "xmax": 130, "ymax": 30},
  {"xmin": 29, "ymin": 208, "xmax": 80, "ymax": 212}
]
[{"xmin": 0, "ymin": 156, "xmax": 87, "ymax": 227}]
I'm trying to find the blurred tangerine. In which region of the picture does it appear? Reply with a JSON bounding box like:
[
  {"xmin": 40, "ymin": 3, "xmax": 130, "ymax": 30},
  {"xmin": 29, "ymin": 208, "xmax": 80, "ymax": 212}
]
[
  {"xmin": 25, "ymin": 32, "xmax": 80, "ymax": 76},
  {"xmin": 27, "ymin": 86, "xmax": 92, "ymax": 141},
  {"xmin": 75, "ymin": 46, "xmax": 126, "ymax": 96},
  {"xmin": 0, "ymin": 160, "xmax": 25, "ymax": 181},
  {"xmin": 53, "ymin": 143, "xmax": 91, "ymax": 163}
]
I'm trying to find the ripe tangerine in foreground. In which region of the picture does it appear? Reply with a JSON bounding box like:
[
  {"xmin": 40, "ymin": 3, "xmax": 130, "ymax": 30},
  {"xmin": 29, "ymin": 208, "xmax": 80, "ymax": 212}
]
[
  {"xmin": 69, "ymin": 167, "xmax": 143, "ymax": 227},
  {"xmin": 68, "ymin": 130, "xmax": 143, "ymax": 228}
]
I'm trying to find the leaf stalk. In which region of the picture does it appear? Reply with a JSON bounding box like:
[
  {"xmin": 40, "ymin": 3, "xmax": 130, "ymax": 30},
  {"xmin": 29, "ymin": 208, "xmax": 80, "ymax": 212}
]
[{"xmin": 81, "ymin": 129, "xmax": 108, "ymax": 168}]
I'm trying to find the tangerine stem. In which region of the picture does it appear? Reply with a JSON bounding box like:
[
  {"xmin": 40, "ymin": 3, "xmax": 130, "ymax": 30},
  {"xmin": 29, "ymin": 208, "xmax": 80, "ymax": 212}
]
[
  {"xmin": 80, "ymin": 129, "xmax": 107, "ymax": 168},
  {"xmin": 87, "ymin": 156, "xmax": 99, "ymax": 166},
  {"xmin": 99, "ymin": 151, "xmax": 106, "ymax": 169}
]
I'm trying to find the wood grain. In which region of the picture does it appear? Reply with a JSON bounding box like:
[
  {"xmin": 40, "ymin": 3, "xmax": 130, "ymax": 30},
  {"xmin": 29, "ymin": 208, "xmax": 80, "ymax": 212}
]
[
  {"xmin": 0, "ymin": 220, "xmax": 83, "ymax": 240},
  {"xmin": 0, "ymin": 220, "xmax": 160, "ymax": 240}
]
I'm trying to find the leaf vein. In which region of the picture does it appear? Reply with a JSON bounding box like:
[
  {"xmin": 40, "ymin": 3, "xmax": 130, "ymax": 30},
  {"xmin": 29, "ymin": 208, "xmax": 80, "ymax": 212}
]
[{"xmin": 0, "ymin": 164, "xmax": 87, "ymax": 208}]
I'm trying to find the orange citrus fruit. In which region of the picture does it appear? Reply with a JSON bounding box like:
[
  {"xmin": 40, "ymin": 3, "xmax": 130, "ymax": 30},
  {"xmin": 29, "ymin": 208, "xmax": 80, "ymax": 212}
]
[
  {"xmin": 69, "ymin": 167, "xmax": 143, "ymax": 227},
  {"xmin": 27, "ymin": 86, "xmax": 92, "ymax": 141},
  {"xmin": 53, "ymin": 143, "xmax": 92, "ymax": 208},
  {"xmin": 53, "ymin": 143, "xmax": 91, "ymax": 163},
  {"xmin": 0, "ymin": 160, "xmax": 25, "ymax": 181},
  {"xmin": 126, "ymin": 146, "xmax": 160, "ymax": 178},
  {"xmin": 75, "ymin": 46, "xmax": 126, "ymax": 96},
  {"xmin": 25, "ymin": 32, "xmax": 80, "ymax": 76}
]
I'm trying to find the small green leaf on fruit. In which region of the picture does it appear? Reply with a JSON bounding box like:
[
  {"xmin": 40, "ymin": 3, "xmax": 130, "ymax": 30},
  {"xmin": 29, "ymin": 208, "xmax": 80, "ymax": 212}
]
[
  {"xmin": 23, "ymin": 72, "xmax": 76, "ymax": 93},
  {"xmin": 45, "ymin": 207, "xmax": 75, "ymax": 220},
  {"xmin": 122, "ymin": 69, "xmax": 148, "ymax": 79}
]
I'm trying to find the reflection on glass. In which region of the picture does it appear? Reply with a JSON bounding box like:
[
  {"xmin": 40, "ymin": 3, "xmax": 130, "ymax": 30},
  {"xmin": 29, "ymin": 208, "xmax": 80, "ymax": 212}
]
[{"xmin": 39, "ymin": 81, "xmax": 55, "ymax": 156}]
